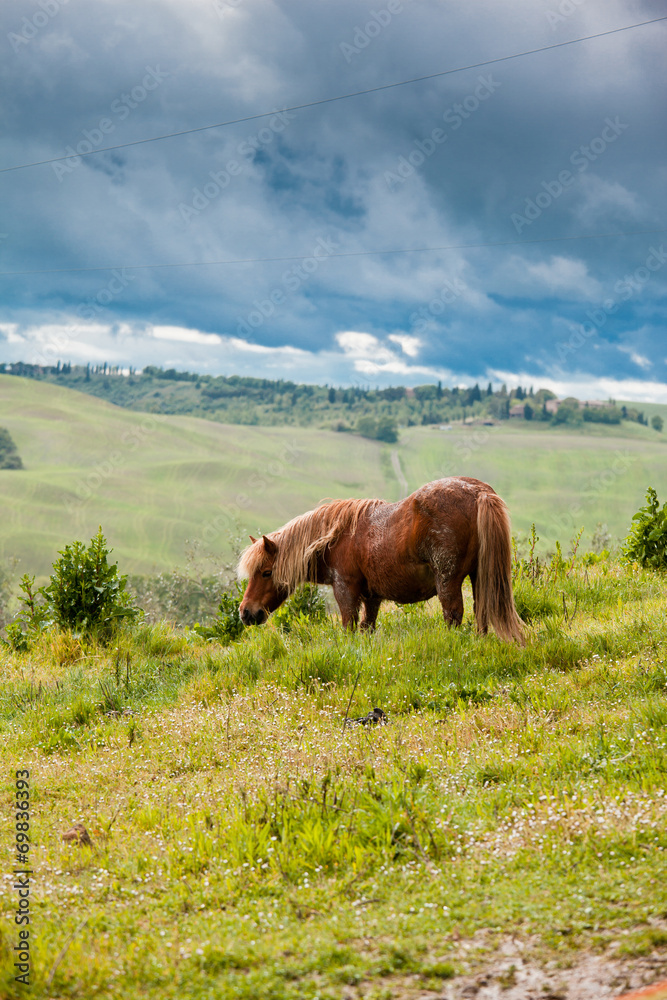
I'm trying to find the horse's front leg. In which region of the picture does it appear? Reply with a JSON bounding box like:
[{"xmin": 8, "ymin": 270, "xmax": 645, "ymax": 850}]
[
  {"xmin": 360, "ymin": 596, "xmax": 382, "ymax": 631},
  {"xmin": 332, "ymin": 577, "xmax": 362, "ymax": 630}
]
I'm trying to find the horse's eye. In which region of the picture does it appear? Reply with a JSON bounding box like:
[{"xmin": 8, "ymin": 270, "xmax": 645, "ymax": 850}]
[{"xmin": 262, "ymin": 570, "xmax": 272, "ymax": 578}]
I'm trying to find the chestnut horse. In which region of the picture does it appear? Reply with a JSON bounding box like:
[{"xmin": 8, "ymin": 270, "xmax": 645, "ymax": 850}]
[{"xmin": 238, "ymin": 477, "xmax": 524, "ymax": 643}]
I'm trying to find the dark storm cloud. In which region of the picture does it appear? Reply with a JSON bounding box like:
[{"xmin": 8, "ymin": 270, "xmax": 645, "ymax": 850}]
[{"xmin": 0, "ymin": 0, "xmax": 665, "ymax": 392}]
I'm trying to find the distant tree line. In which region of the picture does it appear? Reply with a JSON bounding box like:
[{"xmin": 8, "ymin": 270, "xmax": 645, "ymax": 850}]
[{"xmin": 0, "ymin": 362, "xmax": 661, "ymax": 440}]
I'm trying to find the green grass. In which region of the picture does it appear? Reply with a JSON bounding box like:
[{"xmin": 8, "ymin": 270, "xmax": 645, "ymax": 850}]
[
  {"xmin": 1, "ymin": 375, "xmax": 666, "ymax": 579},
  {"xmin": 0, "ymin": 376, "xmax": 391, "ymax": 577},
  {"xmin": 398, "ymin": 421, "xmax": 667, "ymax": 547},
  {"xmin": 0, "ymin": 561, "xmax": 666, "ymax": 997}
]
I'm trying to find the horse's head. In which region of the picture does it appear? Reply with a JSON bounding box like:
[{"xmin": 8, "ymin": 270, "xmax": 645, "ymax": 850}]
[{"xmin": 238, "ymin": 535, "xmax": 289, "ymax": 626}]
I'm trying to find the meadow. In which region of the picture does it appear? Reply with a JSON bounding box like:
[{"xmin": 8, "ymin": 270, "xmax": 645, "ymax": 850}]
[
  {"xmin": 1, "ymin": 374, "xmax": 667, "ymax": 997},
  {"xmin": 1, "ymin": 374, "xmax": 666, "ymax": 579},
  {"xmin": 0, "ymin": 376, "xmax": 389, "ymax": 577},
  {"xmin": 0, "ymin": 556, "xmax": 666, "ymax": 998}
]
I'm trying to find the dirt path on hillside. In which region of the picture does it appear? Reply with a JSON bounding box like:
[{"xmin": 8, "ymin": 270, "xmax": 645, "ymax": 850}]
[{"xmin": 391, "ymin": 449, "xmax": 408, "ymax": 499}]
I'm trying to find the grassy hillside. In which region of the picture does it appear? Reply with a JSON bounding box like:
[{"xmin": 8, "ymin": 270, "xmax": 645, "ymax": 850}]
[
  {"xmin": 0, "ymin": 561, "xmax": 666, "ymax": 998},
  {"xmin": 398, "ymin": 421, "xmax": 667, "ymax": 548},
  {"xmin": 1, "ymin": 375, "xmax": 666, "ymax": 580},
  {"xmin": 0, "ymin": 376, "xmax": 391, "ymax": 577}
]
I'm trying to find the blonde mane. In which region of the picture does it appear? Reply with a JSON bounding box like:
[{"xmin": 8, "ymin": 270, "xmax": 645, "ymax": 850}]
[{"xmin": 237, "ymin": 497, "xmax": 383, "ymax": 590}]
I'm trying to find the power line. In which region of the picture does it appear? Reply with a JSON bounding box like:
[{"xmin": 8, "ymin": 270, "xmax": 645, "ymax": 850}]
[
  {"xmin": 1, "ymin": 228, "xmax": 665, "ymax": 277},
  {"xmin": 1, "ymin": 16, "xmax": 664, "ymax": 176}
]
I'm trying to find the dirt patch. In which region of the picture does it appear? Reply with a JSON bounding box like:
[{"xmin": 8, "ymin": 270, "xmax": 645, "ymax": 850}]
[
  {"xmin": 356, "ymin": 937, "xmax": 667, "ymax": 1000},
  {"xmin": 436, "ymin": 942, "xmax": 667, "ymax": 1000}
]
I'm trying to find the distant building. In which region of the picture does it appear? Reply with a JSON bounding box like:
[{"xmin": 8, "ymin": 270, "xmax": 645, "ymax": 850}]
[{"xmin": 506, "ymin": 397, "xmax": 614, "ymax": 420}]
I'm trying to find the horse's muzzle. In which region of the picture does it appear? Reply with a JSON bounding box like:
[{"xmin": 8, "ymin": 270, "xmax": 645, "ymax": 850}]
[{"xmin": 240, "ymin": 607, "xmax": 267, "ymax": 626}]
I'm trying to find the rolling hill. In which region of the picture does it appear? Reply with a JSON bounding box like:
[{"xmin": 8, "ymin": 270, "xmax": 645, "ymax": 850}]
[
  {"xmin": 1, "ymin": 374, "xmax": 665, "ymax": 578},
  {"xmin": 0, "ymin": 376, "xmax": 391, "ymax": 577}
]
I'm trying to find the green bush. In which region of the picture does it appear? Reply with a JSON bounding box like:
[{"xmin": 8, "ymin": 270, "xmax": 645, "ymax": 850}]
[
  {"xmin": 0, "ymin": 427, "xmax": 23, "ymax": 469},
  {"xmin": 193, "ymin": 583, "xmax": 245, "ymax": 643},
  {"xmin": 4, "ymin": 528, "xmax": 139, "ymax": 648},
  {"xmin": 272, "ymin": 584, "xmax": 327, "ymax": 632},
  {"xmin": 553, "ymin": 399, "xmax": 583, "ymax": 426},
  {"xmin": 2, "ymin": 574, "xmax": 53, "ymax": 650},
  {"xmin": 193, "ymin": 582, "xmax": 327, "ymax": 644},
  {"xmin": 623, "ymin": 487, "xmax": 667, "ymax": 570},
  {"xmin": 129, "ymin": 570, "xmax": 228, "ymax": 626},
  {"xmin": 41, "ymin": 527, "xmax": 139, "ymax": 635},
  {"xmin": 355, "ymin": 415, "xmax": 398, "ymax": 443}
]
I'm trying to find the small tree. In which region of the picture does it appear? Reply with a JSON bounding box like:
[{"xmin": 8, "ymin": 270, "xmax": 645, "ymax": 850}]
[
  {"xmin": 0, "ymin": 427, "xmax": 23, "ymax": 469},
  {"xmin": 41, "ymin": 528, "xmax": 139, "ymax": 635},
  {"xmin": 651, "ymin": 415, "xmax": 664, "ymax": 433},
  {"xmin": 622, "ymin": 488, "xmax": 667, "ymax": 570}
]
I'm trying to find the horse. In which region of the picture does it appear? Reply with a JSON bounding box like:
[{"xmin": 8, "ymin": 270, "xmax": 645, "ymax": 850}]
[{"xmin": 237, "ymin": 477, "xmax": 525, "ymax": 643}]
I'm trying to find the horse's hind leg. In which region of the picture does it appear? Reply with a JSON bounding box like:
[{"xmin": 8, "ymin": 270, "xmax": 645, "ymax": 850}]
[
  {"xmin": 360, "ymin": 596, "xmax": 382, "ymax": 631},
  {"xmin": 435, "ymin": 577, "xmax": 464, "ymax": 629}
]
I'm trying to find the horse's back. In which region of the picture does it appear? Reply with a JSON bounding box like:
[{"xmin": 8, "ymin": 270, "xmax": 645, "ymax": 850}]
[{"xmin": 408, "ymin": 476, "xmax": 492, "ymax": 523}]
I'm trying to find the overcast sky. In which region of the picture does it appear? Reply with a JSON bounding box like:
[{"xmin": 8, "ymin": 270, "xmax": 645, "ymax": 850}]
[{"xmin": 1, "ymin": 0, "xmax": 666, "ymax": 397}]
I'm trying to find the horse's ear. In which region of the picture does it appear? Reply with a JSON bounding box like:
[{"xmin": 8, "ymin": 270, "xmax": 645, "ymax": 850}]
[
  {"xmin": 262, "ymin": 535, "xmax": 277, "ymax": 557},
  {"xmin": 249, "ymin": 535, "xmax": 257, "ymax": 544}
]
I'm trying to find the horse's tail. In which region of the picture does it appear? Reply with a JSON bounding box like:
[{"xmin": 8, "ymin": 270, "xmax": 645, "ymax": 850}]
[{"xmin": 475, "ymin": 491, "xmax": 525, "ymax": 644}]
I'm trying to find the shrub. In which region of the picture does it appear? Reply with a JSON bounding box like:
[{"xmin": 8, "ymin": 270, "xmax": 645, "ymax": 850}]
[
  {"xmin": 4, "ymin": 528, "xmax": 139, "ymax": 648},
  {"xmin": 355, "ymin": 416, "xmax": 398, "ymax": 443},
  {"xmin": 2, "ymin": 574, "xmax": 53, "ymax": 650},
  {"xmin": 41, "ymin": 527, "xmax": 139, "ymax": 635},
  {"xmin": 582, "ymin": 406, "xmax": 622, "ymax": 424},
  {"xmin": 0, "ymin": 427, "xmax": 23, "ymax": 469},
  {"xmin": 0, "ymin": 559, "xmax": 15, "ymax": 628},
  {"xmin": 272, "ymin": 584, "xmax": 327, "ymax": 632},
  {"xmin": 622, "ymin": 487, "xmax": 667, "ymax": 570},
  {"xmin": 193, "ymin": 583, "xmax": 245, "ymax": 643},
  {"xmin": 553, "ymin": 399, "xmax": 583, "ymax": 426},
  {"xmin": 129, "ymin": 570, "xmax": 228, "ymax": 625}
]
